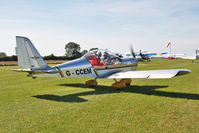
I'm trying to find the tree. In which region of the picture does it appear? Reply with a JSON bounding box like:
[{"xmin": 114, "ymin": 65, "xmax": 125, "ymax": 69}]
[
  {"xmin": 43, "ymin": 54, "xmax": 56, "ymax": 60},
  {"xmin": 65, "ymin": 42, "xmax": 81, "ymax": 58},
  {"xmin": 81, "ymin": 50, "xmax": 88, "ymax": 56},
  {"xmin": 0, "ymin": 52, "xmax": 7, "ymax": 57}
]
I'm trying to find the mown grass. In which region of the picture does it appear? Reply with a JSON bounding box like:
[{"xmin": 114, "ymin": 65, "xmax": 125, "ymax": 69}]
[{"xmin": 0, "ymin": 59, "xmax": 199, "ymax": 133}]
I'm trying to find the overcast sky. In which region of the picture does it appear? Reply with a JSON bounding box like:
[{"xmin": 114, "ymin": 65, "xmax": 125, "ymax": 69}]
[{"xmin": 0, "ymin": 0, "xmax": 199, "ymax": 56}]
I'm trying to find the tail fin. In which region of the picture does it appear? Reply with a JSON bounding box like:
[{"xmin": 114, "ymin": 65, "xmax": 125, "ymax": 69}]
[{"xmin": 15, "ymin": 36, "xmax": 48, "ymax": 69}]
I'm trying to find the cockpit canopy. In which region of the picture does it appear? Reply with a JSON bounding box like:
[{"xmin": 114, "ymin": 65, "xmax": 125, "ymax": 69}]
[{"xmin": 84, "ymin": 49, "xmax": 122, "ymax": 67}]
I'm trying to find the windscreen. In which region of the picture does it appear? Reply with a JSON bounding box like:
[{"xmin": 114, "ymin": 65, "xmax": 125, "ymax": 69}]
[{"xmin": 84, "ymin": 49, "xmax": 122, "ymax": 67}]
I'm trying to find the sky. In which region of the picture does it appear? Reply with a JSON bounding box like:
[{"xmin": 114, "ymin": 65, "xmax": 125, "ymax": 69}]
[{"xmin": 0, "ymin": 0, "xmax": 199, "ymax": 56}]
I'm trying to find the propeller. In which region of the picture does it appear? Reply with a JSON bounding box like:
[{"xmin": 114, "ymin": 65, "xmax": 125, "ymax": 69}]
[{"xmin": 130, "ymin": 45, "xmax": 136, "ymax": 58}]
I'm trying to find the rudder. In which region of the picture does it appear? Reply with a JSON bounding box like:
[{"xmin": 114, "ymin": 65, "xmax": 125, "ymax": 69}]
[{"xmin": 15, "ymin": 36, "xmax": 48, "ymax": 69}]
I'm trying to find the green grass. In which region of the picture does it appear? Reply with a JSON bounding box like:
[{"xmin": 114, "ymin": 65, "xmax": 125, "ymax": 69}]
[{"xmin": 0, "ymin": 59, "xmax": 199, "ymax": 133}]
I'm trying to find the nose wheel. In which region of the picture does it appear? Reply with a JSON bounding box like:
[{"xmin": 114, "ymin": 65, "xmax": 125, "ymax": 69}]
[
  {"xmin": 112, "ymin": 81, "xmax": 126, "ymax": 88},
  {"xmin": 112, "ymin": 78, "xmax": 132, "ymax": 88},
  {"xmin": 85, "ymin": 79, "xmax": 98, "ymax": 87},
  {"xmin": 120, "ymin": 78, "xmax": 132, "ymax": 86}
]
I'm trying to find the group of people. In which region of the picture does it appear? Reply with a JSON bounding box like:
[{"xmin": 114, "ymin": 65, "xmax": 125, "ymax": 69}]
[{"xmin": 87, "ymin": 50, "xmax": 122, "ymax": 66}]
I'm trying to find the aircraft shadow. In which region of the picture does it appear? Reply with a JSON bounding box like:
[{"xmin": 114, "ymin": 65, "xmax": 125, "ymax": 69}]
[{"xmin": 33, "ymin": 84, "xmax": 199, "ymax": 102}]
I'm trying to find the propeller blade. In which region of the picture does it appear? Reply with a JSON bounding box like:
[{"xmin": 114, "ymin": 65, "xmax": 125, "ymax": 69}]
[{"xmin": 130, "ymin": 45, "xmax": 136, "ymax": 58}]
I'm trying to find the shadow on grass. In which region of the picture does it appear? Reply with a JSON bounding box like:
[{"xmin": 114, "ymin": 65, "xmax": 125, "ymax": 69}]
[{"xmin": 33, "ymin": 84, "xmax": 199, "ymax": 102}]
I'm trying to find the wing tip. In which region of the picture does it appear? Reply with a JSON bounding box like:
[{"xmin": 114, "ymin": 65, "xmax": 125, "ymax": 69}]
[{"xmin": 176, "ymin": 69, "xmax": 191, "ymax": 76}]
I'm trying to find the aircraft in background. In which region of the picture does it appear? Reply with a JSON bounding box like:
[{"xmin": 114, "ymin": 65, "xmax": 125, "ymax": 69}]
[
  {"xmin": 165, "ymin": 42, "xmax": 198, "ymax": 60},
  {"xmin": 125, "ymin": 50, "xmax": 199, "ymax": 60},
  {"xmin": 125, "ymin": 50, "xmax": 167, "ymax": 61},
  {"xmin": 157, "ymin": 53, "xmax": 198, "ymax": 60},
  {"xmin": 196, "ymin": 50, "xmax": 199, "ymax": 59},
  {"xmin": 12, "ymin": 36, "xmax": 190, "ymax": 88}
]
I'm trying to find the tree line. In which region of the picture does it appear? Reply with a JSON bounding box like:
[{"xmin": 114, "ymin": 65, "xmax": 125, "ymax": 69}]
[{"xmin": 0, "ymin": 42, "xmax": 96, "ymax": 61}]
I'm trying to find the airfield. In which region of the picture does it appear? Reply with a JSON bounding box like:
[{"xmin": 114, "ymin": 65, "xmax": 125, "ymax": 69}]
[{"xmin": 0, "ymin": 59, "xmax": 199, "ymax": 132}]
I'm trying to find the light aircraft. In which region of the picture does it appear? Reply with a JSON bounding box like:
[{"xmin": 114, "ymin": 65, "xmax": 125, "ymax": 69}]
[
  {"xmin": 135, "ymin": 50, "xmax": 152, "ymax": 61},
  {"xmin": 125, "ymin": 50, "xmax": 167, "ymax": 61},
  {"xmin": 154, "ymin": 53, "xmax": 197, "ymax": 60},
  {"xmin": 13, "ymin": 36, "xmax": 191, "ymax": 88},
  {"xmin": 134, "ymin": 50, "xmax": 152, "ymax": 61},
  {"xmin": 196, "ymin": 50, "xmax": 199, "ymax": 59}
]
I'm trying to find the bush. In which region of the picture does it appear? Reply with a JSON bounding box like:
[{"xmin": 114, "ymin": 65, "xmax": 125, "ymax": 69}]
[
  {"xmin": 0, "ymin": 54, "xmax": 81, "ymax": 61},
  {"xmin": 0, "ymin": 55, "xmax": 17, "ymax": 61}
]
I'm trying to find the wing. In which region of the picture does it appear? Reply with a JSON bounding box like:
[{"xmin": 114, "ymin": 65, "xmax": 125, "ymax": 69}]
[{"xmin": 106, "ymin": 69, "xmax": 191, "ymax": 79}]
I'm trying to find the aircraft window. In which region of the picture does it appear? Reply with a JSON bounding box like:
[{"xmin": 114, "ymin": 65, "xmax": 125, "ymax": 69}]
[
  {"xmin": 84, "ymin": 52, "xmax": 104, "ymax": 67},
  {"xmin": 84, "ymin": 49, "xmax": 122, "ymax": 67}
]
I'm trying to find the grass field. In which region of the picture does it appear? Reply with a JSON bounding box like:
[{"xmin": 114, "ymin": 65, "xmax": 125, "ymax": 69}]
[{"xmin": 0, "ymin": 59, "xmax": 199, "ymax": 133}]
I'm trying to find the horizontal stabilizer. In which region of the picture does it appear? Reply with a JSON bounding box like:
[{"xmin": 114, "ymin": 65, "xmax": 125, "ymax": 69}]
[
  {"xmin": 10, "ymin": 68, "xmax": 58, "ymax": 74},
  {"xmin": 10, "ymin": 69, "xmax": 32, "ymax": 72}
]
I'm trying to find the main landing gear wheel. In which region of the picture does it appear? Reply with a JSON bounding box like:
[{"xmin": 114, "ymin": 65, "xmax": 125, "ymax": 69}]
[{"xmin": 85, "ymin": 79, "xmax": 98, "ymax": 87}]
